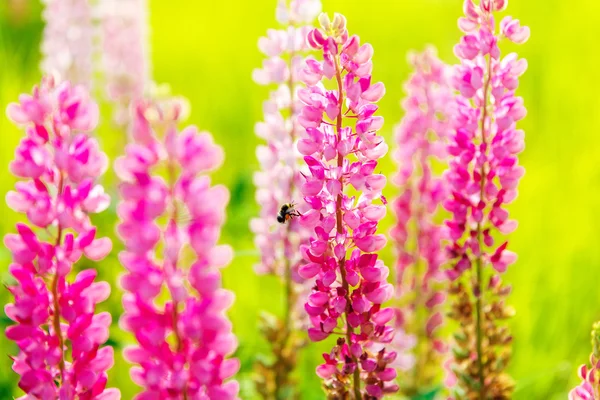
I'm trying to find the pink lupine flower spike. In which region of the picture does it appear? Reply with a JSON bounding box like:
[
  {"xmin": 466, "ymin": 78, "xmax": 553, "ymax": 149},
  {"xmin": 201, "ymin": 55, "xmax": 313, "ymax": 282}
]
[
  {"xmin": 116, "ymin": 96, "xmax": 240, "ymax": 399},
  {"xmin": 444, "ymin": 0, "xmax": 529, "ymax": 398},
  {"xmin": 297, "ymin": 13, "xmax": 398, "ymax": 398},
  {"xmin": 391, "ymin": 47, "xmax": 455, "ymax": 392},
  {"xmin": 4, "ymin": 75, "xmax": 118, "ymax": 399}
]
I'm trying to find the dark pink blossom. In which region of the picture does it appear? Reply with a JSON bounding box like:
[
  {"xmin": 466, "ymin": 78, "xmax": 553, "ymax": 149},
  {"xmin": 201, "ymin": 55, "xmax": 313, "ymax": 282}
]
[
  {"xmin": 445, "ymin": 0, "xmax": 528, "ymax": 280},
  {"xmin": 116, "ymin": 96, "xmax": 239, "ymax": 399},
  {"xmin": 297, "ymin": 13, "xmax": 397, "ymax": 398},
  {"xmin": 444, "ymin": 1, "xmax": 528, "ymax": 397},
  {"xmin": 4, "ymin": 75, "xmax": 118, "ymax": 399}
]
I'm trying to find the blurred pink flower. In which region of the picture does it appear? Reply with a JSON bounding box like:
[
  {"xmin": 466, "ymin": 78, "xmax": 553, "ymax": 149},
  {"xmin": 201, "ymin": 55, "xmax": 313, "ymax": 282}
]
[
  {"xmin": 116, "ymin": 96, "xmax": 239, "ymax": 399},
  {"xmin": 250, "ymin": 2, "xmax": 321, "ymax": 396},
  {"xmin": 250, "ymin": 0, "xmax": 318, "ymax": 282},
  {"xmin": 41, "ymin": 0, "xmax": 94, "ymax": 87},
  {"xmin": 297, "ymin": 12, "xmax": 397, "ymax": 398},
  {"xmin": 390, "ymin": 46, "xmax": 454, "ymax": 389},
  {"xmin": 4, "ymin": 76, "xmax": 118, "ymax": 399},
  {"xmin": 99, "ymin": 0, "xmax": 150, "ymax": 126}
]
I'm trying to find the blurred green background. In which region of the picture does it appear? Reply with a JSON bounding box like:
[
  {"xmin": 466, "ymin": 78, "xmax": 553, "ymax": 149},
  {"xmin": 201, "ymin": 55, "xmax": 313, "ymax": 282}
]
[{"xmin": 1, "ymin": 0, "xmax": 599, "ymax": 399}]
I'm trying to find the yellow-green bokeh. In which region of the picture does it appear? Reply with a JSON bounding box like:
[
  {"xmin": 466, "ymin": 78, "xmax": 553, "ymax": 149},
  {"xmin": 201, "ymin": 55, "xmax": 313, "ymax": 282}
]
[{"xmin": 0, "ymin": 0, "xmax": 599, "ymax": 399}]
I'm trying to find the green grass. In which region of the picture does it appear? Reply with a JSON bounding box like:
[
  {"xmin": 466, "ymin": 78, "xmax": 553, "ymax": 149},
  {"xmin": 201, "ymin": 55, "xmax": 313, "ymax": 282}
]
[{"xmin": 1, "ymin": 0, "xmax": 600, "ymax": 398}]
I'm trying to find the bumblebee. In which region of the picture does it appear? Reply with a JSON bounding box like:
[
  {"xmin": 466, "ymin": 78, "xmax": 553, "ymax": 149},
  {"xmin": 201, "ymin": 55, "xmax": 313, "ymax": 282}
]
[{"xmin": 277, "ymin": 202, "xmax": 301, "ymax": 224}]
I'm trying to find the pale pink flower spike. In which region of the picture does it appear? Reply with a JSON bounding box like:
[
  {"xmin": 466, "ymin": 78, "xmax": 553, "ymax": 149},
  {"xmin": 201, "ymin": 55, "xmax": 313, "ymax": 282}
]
[
  {"xmin": 391, "ymin": 46, "xmax": 455, "ymax": 390},
  {"xmin": 250, "ymin": 0, "xmax": 321, "ymax": 396},
  {"xmin": 41, "ymin": 0, "xmax": 94, "ymax": 87},
  {"xmin": 99, "ymin": 0, "xmax": 150, "ymax": 126}
]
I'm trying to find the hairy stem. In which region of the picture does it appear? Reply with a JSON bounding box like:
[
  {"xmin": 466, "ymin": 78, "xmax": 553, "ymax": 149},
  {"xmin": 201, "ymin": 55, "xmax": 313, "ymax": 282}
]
[
  {"xmin": 274, "ymin": 42, "xmax": 299, "ymax": 399},
  {"xmin": 411, "ymin": 82, "xmax": 436, "ymax": 391},
  {"xmin": 166, "ymin": 157, "xmax": 187, "ymax": 400},
  {"xmin": 333, "ymin": 53, "xmax": 361, "ymax": 400},
  {"xmin": 474, "ymin": 54, "xmax": 493, "ymax": 399},
  {"xmin": 411, "ymin": 204, "xmax": 425, "ymax": 390},
  {"xmin": 282, "ymin": 45, "xmax": 297, "ymax": 340},
  {"xmin": 51, "ymin": 172, "xmax": 65, "ymax": 382}
]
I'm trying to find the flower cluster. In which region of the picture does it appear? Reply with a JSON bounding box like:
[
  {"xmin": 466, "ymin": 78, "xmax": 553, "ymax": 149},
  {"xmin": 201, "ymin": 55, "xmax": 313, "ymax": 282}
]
[
  {"xmin": 297, "ymin": 13, "xmax": 397, "ymax": 398},
  {"xmin": 4, "ymin": 76, "xmax": 118, "ymax": 399},
  {"xmin": 570, "ymin": 322, "xmax": 600, "ymax": 400},
  {"xmin": 250, "ymin": 0, "xmax": 321, "ymax": 396},
  {"xmin": 390, "ymin": 47, "xmax": 454, "ymax": 394},
  {"xmin": 116, "ymin": 96, "xmax": 239, "ymax": 399},
  {"xmin": 251, "ymin": 0, "xmax": 320, "ymax": 277},
  {"xmin": 41, "ymin": 0, "xmax": 94, "ymax": 87},
  {"xmin": 443, "ymin": 0, "xmax": 529, "ymax": 398},
  {"xmin": 98, "ymin": 0, "xmax": 150, "ymax": 126}
]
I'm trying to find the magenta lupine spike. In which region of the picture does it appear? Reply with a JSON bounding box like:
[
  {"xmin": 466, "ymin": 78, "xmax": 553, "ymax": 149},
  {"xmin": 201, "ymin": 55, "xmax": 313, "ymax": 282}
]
[
  {"xmin": 250, "ymin": 0, "xmax": 321, "ymax": 396},
  {"xmin": 444, "ymin": 0, "xmax": 529, "ymax": 398},
  {"xmin": 41, "ymin": 0, "xmax": 94, "ymax": 87},
  {"xmin": 570, "ymin": 322, "xmax": 600, "ymax": 400},
  {"xmin": 297, "ymin": 13, "xmax": 398, "ymax": 399},
  {"xmin": 98, "ymin": 0, "xmax": 150, "ymax": 126},
  {"xmin": 4, "ymin": 76, "xmax": 118, "ymax": 399},
  {"xmin": 390, "ymin": 47, "xmax": 454, "ymax": 393},
  {"xmin": 116, "ymin": 95, "xmax": 240, "ymax": 399}
]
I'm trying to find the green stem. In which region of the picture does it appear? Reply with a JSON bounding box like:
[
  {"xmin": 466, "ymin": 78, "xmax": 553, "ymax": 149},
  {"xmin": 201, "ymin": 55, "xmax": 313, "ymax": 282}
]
[
  {"xmin": 474, "ymin": 54, "xmax": 493, "ymax": 400},
  {"xmin": 274, "ymin": 33, "xmax": 300, "ymax": 400},
  {"xmin": 51, "ymin": 173, "xmax": 65, "ymax": 382},
  {"xmin": 333, "ymin": 52, "xmax": 361, "ymax": 400},
  {"xmin": 166, "ymin": 156, "xmax": 188, "ymax": 400}
]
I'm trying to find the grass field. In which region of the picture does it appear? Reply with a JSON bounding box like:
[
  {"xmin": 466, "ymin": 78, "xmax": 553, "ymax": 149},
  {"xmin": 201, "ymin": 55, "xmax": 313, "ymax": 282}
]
[{"xmin": 1, "ymin": 0, "xmax": 600, "ymax": 398}]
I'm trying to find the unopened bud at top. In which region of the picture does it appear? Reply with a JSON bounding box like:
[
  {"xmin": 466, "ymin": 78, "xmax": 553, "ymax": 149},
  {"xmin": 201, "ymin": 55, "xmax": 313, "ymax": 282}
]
[
  {"xmin": 318, "ymin": 12, "xmax": 331, "ymax": 30},
  {"xmin": 332, "ymin": 13, "xmax": 346, "ymax": 32},
  {"xmin": 315, "ymin": 12, "xmax": 348, "ymax": 42},
  {"xmin": 592, "ymin": 321, "xmax": 600, "ymax": 359},
  {"xmin": 481, "ymin": 0, "xmax": 508, "ymax": 12}
]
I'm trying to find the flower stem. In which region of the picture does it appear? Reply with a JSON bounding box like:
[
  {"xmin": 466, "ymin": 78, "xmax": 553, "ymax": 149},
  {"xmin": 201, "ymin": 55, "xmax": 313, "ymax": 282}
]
[
  {"xmin": 282, "ymin": 45, "xmax": 297, "ymax": 338},
  {"xmin": 334, "ymin": 53, "xmax": 361, "ymax": 400},
  {"xmin": 411, "ymin": 205, "xmax": 425, "ymax": 391},
  {"xmin": 166, "ymin": 158, "xmax": 187, "ymax": 400},
  {"xmin": 475, "ymin": 54, "xmax": 493, "ymax": 400},
  {"xmin": 51, "ymin": 172, "xmax": 65, "ymax": 382},
  {"xmin": 273, "ymin": 44, "xmax": 300, "ymax": 399}
]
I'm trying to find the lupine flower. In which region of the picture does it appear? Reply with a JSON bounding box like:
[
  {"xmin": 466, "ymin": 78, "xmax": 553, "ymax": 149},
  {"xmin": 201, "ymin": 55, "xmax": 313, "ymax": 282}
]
[
  {"xmin": 4, "ymin": 75, "xmax": 118, "ymax": 399},
  {"xmin": 390, "ymin": 46, "xmax": 454, "ymax": 394},
  {"xmin": 297, "ymin": 13, "xmax": 397, "ymax": 398},
  {"xmin": 41, "ymin": 0, "xmax": 94, "ymax": 87},
  {"xmin": 250, "ymin": 0, "xmax": 320, "ymax": 396},
  {"xmin": 570, "ymin": 322, "xmax": 600, "ymax": 400},
  {"xmin": 116, "ymin": 95, "xmax": 239, "ymax": 399},
  {"xmin": 443, "ymin": 0, "xmax": 529, "ymax": 398},
  {"xmin": 98, "ymin": 0, "xmax": 150, "ymax": 126}
]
